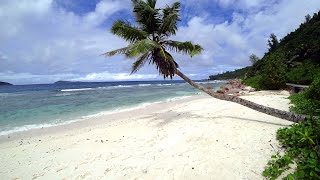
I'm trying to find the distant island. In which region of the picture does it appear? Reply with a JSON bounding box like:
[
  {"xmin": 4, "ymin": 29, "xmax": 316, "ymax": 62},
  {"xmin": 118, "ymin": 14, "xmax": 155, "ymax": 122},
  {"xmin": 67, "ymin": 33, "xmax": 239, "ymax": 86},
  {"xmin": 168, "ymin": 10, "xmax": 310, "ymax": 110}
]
[
  {"xmin": 54, "ymin": 81, "xmax": 82, "ymax": 84},
  {"xmin": 0, "ymin": 81, "xmax": 13, "ymax": 86}
]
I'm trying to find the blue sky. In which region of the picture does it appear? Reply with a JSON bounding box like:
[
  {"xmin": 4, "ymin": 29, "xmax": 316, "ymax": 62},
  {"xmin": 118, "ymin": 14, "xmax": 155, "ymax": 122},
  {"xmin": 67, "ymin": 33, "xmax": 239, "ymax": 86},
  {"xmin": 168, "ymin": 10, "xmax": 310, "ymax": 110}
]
[{"xmin": 0, "ymin": 0, "xmax": 320, "ymax": 84}]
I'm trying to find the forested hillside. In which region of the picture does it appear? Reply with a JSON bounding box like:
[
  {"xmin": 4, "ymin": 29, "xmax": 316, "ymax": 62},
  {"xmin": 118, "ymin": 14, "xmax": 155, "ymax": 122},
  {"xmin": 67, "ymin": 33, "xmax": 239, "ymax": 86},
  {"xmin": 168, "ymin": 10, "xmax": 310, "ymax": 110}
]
[
  {"xmin": 244, "ymin": 11, "xmax": 320, "ymax": 89},
  {"xmin": 208, "ymin": 67, "xmax": 250, "ymax": 80},
  {"xmin": 209, "ymin": 11, "xmax": 320, "ymax": 88}
]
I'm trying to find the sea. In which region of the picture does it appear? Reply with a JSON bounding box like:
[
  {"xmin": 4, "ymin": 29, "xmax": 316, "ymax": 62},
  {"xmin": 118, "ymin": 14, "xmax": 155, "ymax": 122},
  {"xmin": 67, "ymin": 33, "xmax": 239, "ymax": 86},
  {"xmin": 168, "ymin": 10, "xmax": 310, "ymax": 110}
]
[{"xmin": 0, "ymin": 80, "xmax": 225, "ymax": 136}]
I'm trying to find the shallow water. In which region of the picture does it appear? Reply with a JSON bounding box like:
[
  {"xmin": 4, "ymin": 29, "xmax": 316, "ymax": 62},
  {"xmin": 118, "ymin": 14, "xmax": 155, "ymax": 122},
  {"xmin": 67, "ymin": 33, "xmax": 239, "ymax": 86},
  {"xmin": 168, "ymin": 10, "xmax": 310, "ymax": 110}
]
[{"xmin": 0, "ymin": 80, "xmax": 225, "ymax": 135}]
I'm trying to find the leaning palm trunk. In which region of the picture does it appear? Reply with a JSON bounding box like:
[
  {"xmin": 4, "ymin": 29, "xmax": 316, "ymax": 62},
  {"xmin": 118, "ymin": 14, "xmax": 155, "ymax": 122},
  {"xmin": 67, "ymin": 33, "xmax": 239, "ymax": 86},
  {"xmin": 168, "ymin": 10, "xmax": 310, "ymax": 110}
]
[
  {"xmin": 105, "ymin": 0, "xmax": 311, "ymax": 123},
  {"xmin": 176, "ymin": 69, "xmax": 307, "ymax": 123}
]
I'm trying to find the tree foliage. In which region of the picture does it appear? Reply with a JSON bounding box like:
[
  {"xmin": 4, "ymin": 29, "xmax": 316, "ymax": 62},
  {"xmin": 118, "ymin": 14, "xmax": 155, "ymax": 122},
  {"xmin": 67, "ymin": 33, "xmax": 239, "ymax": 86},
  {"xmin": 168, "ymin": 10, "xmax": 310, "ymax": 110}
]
[
  {"xmin": 268, "ymin": 33, "xmax": 280, "ymax": 53},
  {"xmin": 208, "ymin": 67, "xmax": 250, "ymax": 80},
  {"xmin": 263, "ymin": 118, "xmax": 320, "ymax": 180},
  {"xmin": 211, "ymin": 11, "xmax": 320, "ymax": 89},
  {"xmin": 243, "ymin": 11, "xmax": 320, "ymax": 89},
  {"xmin": 249, "ymin": 54, "xmax": 260, "ymax": 65},
  {"xmin": 104, "ymin": 0, "xmax": 203, "ymax": 79}
]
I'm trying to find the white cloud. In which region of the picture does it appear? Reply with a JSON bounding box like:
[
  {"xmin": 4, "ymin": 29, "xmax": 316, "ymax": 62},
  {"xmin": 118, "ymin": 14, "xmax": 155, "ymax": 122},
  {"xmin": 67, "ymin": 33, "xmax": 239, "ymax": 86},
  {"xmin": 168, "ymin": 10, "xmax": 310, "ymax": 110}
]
[
  {"xmin": 72, "ymin": 72, "xmax": 158, "ymax": 82},
  {"xmin": 0, "ymin": 0, "xmax": 319, "ymax": 84},
  {"xmin": 170, "ymin": 0, "xmax": 320, "ymax": 77}
]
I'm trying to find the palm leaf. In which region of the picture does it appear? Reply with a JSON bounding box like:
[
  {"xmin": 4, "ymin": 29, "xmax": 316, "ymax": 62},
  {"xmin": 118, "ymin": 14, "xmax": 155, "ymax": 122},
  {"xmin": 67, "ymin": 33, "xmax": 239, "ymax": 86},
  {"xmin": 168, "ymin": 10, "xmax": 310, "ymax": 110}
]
[
  {"xmin": 163, "ymin": 40, "xmax": 203, "ymax": 57},
  {"xmin": 151, "ymin": 47, "xmax": 178, "ymax": 79},
  {"xmin": 111, "ymin": 20, "xmax": 147, "ymax": 42},
  {"xmin": 160, "ymin": 2, "xmax": 181, "ymax": 36},
  {"xmin": 125, "ymin": 39, "xmax": 159, "ymax": 58},
  {"xmin": 131, "ymin": 52, "xmax": 151, "ymax": 74},
  {"xmin": 102, "ymin": 47, "xmax": 129, "ymax": 57},
  {"xmin": 132, "ymin": 0, "xmax": 161, "ymax": 34}
]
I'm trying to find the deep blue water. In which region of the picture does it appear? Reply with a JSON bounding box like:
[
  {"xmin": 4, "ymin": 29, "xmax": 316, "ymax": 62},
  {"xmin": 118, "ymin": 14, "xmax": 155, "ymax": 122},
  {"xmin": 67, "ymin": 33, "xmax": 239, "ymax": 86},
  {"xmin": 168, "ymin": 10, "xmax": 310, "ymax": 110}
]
[{"xmin": 0, "ymin": 80, "xmax": 225, "ymax": 135}]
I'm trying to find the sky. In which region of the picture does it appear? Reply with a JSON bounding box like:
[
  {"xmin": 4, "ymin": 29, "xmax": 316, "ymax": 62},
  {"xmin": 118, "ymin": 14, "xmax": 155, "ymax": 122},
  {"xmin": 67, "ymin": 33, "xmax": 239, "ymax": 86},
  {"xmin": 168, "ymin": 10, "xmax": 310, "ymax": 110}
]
[{"xmin": 0, "ymin": 0, "xmax": 319, "ymax": 84}]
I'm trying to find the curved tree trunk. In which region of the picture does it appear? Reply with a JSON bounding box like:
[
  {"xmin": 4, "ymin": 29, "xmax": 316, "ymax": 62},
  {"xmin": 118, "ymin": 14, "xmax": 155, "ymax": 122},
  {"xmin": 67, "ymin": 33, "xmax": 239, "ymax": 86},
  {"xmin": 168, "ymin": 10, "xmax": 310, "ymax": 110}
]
[{"xmin": 176, "ymin": 69, "xmax": 307, "ymax": 123}]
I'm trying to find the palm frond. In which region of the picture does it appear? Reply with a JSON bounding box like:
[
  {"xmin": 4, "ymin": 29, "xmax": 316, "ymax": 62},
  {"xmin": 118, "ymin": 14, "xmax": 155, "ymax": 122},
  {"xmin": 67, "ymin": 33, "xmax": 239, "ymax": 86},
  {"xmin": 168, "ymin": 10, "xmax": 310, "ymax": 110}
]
[
  {"xmin": 111, "ymin": 20, "xmax": 147, "ymax": 42},
  {"xmin": 132, "ymin": 0, "xmax": 161, "ymax": 34},
  {"xmin": 151, "ymin": 47, "xmax": 178, "ymax": 79},
  {"xmin": 125, "ymin": 39, "xmax": 160, "ymax": 58},
  {"xmin": 160, "ymin": 2, "xmax": 181, "ymax": 36},
  {"xmin": 131, "ymin": 52, "xmax": 151, "ymax": 74},
  {"xmin": 102, "ymin": 47, "xmax": 129, "ymax": 57},
  {"xmin": 163, "ymin": 40, "xmax": 203, "ymax": 57}
]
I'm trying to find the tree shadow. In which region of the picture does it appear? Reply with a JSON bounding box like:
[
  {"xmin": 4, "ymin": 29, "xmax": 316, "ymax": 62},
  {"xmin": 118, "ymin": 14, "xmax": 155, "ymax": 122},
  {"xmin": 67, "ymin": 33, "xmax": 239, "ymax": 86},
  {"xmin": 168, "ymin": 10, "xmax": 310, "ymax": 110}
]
[{"xmin": 145, "ymin": 111, "xmax": 292, "ymax": 128}]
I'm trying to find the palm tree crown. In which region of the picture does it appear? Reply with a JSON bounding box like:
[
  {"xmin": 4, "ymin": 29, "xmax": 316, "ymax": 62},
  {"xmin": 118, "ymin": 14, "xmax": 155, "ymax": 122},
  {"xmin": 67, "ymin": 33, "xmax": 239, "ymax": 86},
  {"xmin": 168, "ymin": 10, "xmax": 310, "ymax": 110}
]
[{"xmin": 104, "ymin": 0, "xmax": 203, "ymax": 79}]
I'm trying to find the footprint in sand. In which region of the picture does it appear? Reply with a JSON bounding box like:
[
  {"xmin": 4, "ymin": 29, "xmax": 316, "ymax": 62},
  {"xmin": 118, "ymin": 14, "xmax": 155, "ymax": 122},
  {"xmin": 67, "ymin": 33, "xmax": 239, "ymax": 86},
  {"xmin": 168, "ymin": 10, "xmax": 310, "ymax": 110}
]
[
  {"xmin": 32, "ymin": 172, "xmax": 45, "ymax": 179},
  {"xmin": 104, "ymin": 168, "xmax": 111, "ymax": 175},
  {"xmin": 76, "ymin": 172, "xmax": 91, "ymax": 179},
  {"xmin": 56, "ymin": 166, "xmax": 66, "ymax": 172}
]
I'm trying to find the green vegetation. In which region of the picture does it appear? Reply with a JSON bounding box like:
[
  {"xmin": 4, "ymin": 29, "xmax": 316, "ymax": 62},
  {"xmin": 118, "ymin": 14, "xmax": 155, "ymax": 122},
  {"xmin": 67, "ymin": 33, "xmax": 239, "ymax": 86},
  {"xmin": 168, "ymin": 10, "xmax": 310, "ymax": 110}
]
[
  {"xmin": 242, "ymin": 75, "xmax": 263, "ymax": 90},
  {"xmin": 263, "ymin": 118, "xmax": 320, "ymax": 180},
  {"xmin": 209, "ymin": 11, "xmax": 320, "ymax": 89},
  {"xmin": 286, "ymin": 61, "xmax": 320, "ymax": 85},
  {"xmin": 263, "ymin": 78, "xmax": 320, "ymax": 179},
  {"xmin": 244, "ymin": 52, "xmax": 287, "ymax": 90},
  {"xmin": 208, "ymin": 67, "xmax": 250, "ymax": 80},
  {"xmin": 234, "ymin": 11, "xmax": 320, "ymax": 180},
  {"xmin": 249, "ymin": 54, "xmax": 260, "ymax": 65},
  {"xmin": 245, "ymin": 12, "xmax": 320, "ymax": 89},
  {"xmin": 289, "ymin": 77, "xmax": 320, "ymax": 116},
  {"xmin": 104, "ymin": 0, "xmax": 202, "ymax": 79}
]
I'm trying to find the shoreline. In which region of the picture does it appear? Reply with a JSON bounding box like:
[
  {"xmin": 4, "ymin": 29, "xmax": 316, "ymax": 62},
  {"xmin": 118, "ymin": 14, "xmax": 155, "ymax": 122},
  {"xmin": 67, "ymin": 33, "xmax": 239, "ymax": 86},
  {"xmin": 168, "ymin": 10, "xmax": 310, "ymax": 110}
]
[
  {"xmin": 0, "ymin": 94, "xmax": 199, "ymax": 140},
  {"xmin": 0, "ymin": 91, "xmax": 293, "ymax": 179},
  {"xmin": 0, "ymin": 95, "xmax": 203, "ymax": 143}
]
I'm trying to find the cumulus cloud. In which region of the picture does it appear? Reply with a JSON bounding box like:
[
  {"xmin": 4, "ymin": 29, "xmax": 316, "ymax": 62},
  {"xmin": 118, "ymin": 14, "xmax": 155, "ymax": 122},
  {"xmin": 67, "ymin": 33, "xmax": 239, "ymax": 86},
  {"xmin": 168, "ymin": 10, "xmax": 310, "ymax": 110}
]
[
  {"xmin": 0, "ymin": 0, "xmax": 319, "ymax": 84},
  {"xmin": 170, "ymin": 0, "xmax": 320, "ymax": 77}
]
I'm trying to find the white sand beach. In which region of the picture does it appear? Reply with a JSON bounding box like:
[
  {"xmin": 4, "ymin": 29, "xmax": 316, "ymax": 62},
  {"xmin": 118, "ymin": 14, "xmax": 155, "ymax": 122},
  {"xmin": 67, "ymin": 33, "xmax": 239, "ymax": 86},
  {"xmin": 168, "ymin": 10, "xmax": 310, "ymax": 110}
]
[{"xmin": 0, "ymin": 91, "xmax": 293, "ymax": 180}]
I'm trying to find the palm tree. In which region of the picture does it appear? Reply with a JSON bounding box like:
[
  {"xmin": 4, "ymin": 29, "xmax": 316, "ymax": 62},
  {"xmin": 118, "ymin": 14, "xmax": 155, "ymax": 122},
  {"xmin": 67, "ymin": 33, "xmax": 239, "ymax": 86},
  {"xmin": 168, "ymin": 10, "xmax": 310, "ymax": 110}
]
[{"xmin": 103, "ymin": 0, "xmax": 306, "ymax": 122}]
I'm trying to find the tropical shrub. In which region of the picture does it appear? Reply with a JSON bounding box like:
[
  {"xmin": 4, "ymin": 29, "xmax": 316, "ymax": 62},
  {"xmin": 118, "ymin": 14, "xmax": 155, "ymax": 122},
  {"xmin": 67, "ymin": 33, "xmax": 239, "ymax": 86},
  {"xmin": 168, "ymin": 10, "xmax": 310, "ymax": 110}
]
[
  {"xmin": 243, "ymin": 75, "xmax": 264, "ymax": 90},
  {"xmin": 263, "ymin": 119, "xmax": 320, "ymax": 180},
  {"xmin": 264, "ymin": 77, "xmax": 320, "ymax": 179},
  {"xmin": 305, "ymin": 77, "xmax": 320, "ymax": 101},
  {"xmin": 260, "ymin": 53, "xmax": 287, "ymax": 90},
  {"xmin": 286, "ymin": 61, "xmax": 320, "ymax": 85},
  {"xmin": 289, "ymin": 77, "xmax": 320, "ymax": 116},
  {"xmin": 244, "ymin": 53, "xmax": 287, "ymax": 90}
]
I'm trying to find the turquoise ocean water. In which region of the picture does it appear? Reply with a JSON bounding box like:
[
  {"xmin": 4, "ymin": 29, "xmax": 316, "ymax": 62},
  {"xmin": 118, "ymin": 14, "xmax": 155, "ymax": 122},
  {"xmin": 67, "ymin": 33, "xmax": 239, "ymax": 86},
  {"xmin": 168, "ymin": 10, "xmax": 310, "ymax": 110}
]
[{"xmin": 0, "ymin": 80, "xmax": 225, "ymax": 136}]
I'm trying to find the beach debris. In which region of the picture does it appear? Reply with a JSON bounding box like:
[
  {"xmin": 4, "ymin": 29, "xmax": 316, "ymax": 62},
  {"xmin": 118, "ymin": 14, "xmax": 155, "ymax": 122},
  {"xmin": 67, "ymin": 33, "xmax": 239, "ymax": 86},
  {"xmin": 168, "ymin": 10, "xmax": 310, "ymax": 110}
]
[
  {"xmin": 101, "ymin": 140, "xmax": 104, "ymax": 143},
  {"xmin": 142, "ymin": 169, "xmax": 148, "ymax": 174},
  {"xmin": 270, "ymin": 144, "xmax": 274, "ymax": 148},
  {"xmin": 192, "ymin": 167, "xmax": 194, "ymax": 170}
]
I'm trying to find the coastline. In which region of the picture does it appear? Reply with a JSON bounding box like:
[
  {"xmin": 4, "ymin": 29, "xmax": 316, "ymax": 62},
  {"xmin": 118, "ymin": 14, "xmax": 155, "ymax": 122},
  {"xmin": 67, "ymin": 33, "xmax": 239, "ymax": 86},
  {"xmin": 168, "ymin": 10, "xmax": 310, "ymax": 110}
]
[
  {"xmin": 0, "ymin": 94, "xmax": 198, "ymax": 139},
  {"xmin": 0, "ymin": 95, "xmax": 200, "ymax": 142},
  {"xmin": 0, "ymin": 91, "xmax": 293, "ymax": 179}
]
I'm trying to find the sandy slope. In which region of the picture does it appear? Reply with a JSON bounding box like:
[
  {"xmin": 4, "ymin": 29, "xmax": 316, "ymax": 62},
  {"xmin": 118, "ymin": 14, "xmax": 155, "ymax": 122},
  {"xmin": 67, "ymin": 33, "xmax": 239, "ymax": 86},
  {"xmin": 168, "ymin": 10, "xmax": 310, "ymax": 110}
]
[{"xmin": 0, "ymin": 91, "xmax": 293, "ymax": 180}]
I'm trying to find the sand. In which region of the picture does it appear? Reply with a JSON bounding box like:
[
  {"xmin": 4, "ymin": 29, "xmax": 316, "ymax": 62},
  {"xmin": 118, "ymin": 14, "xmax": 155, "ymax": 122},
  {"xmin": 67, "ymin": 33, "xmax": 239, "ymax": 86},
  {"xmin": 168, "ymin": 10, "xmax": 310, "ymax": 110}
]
[{"xmin": 0, "ymin": 91, "xmax": 293, "ymax": 180}]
